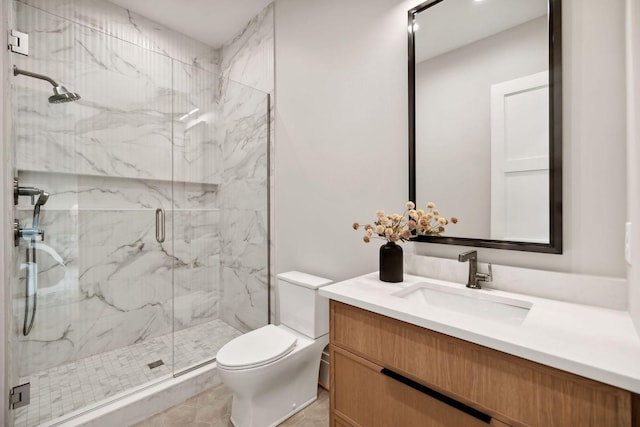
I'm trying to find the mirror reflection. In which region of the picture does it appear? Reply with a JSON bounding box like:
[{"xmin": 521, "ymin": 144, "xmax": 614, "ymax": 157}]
[{"xmin": 412, "ymin": 0, "xmax": 553, "ymax": 244}]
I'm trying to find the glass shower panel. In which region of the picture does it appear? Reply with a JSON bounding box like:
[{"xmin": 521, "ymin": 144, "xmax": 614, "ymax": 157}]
[
  {"xmin": 11, "ymin": 3, "xmax": 174, "ymax": 426},
  {"xmin": 217, "ymin": 79, "xmax": 270, "ymax": 334},
  {"xmin": 171, "ymin": 61, "xmax": 230, "ymax": 373},
  {"xmin": 171, "ymin": 65, "xmax": 270, "ymax": 374}
]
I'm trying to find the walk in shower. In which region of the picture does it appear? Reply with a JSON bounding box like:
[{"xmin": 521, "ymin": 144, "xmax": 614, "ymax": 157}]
[{"xmin": 7, "ymin": 1, "xmax": 271, "ymax": 425}]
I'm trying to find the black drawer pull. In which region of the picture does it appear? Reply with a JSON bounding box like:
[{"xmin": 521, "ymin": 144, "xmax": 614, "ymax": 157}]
[{"xmin": 380, "ymin": 368, "xmax": 492, "ymax": 424}]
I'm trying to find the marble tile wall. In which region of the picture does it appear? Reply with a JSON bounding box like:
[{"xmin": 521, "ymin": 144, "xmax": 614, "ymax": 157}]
[
  {"xmin": 173, "ymin": 63, "xmax": 221, "ymax": 184},
  {"xmin": 219, "ymin": 5, "xmax": 274, "ymax": 94},
  {"xmin": 13, "ymin": 2, "xmax": 219, "ymax": 184},
  {"xmin": 14, "ymin": 172, "xmax": 221, "ymax": 376},
  {"xmin": 11, "ymin": 0, "xmax": 222, "ymax": 377},
  {"xmin": 219, "ymin": 81, "xmax": 269, "ymax": 331},
  {"xmin": 10, "ymin": 0, "xmax": 273, "ymax": 378},
  {"xmin": 16, "ymin": 0, "xmax": 219, "ymax": 72},
  {"xmin": 218, "ymin": 5, "xmax": 273, "ymax": 332}
]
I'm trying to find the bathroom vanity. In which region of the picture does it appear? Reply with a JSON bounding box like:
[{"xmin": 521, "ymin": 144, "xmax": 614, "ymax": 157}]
[{"xmin": 320, "ymin": 273, "xmax": 640, "ymax": 427}]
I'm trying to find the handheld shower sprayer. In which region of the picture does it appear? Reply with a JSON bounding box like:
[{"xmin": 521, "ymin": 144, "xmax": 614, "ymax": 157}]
[
  {"xmin": 20, "ymin": 189, "xmax": 49, "ymax": 336},
  {"xmin": 13, "ymin": 65, "xmax": 81, "ymax": 104},
  {"xmin": 15, "ymin": 183, "xmax": 49, "ymax": 232},
  {"xmin": 14, "ymin": 180, "xmax": 51, "ymax": 336},
  {"xmin": 32, "ymin": 191, "xmax": 49, "ymax": 230}
]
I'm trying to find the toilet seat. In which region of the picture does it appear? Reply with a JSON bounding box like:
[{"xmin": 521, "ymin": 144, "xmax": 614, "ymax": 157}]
[{"xmin": 216, "ymin": 325, "xmax": 297, "ymax": 370}]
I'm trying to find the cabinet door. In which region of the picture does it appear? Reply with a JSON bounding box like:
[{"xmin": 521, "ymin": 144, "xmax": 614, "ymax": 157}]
[
  {"xmin": 333, "ymin": 415, "xmax": 354, "ymax": 427},
  {"xmin": 331, "ymin": 346, "xmax": 510, "ymax": 427},
  {"xmin": 331, "ymin": 301, "xmax": 632, "ymax": 427}
]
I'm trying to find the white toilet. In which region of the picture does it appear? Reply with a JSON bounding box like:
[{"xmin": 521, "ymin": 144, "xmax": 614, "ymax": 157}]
[{"xmin": 216, "ymin": 271, "xmax": 332, "ymax": 427}]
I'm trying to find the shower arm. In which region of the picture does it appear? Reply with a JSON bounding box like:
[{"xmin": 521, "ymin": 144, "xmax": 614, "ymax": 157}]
[
  {"xmin": 12, "ymin": 64, "xmax": 80, "ymax": 104},
  {"xmin": 13, "ymin": 65, "xmax": 59, "ymax": 87}
]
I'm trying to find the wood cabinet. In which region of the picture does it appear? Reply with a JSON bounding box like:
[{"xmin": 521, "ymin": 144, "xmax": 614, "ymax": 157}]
[{"xmin": 329, "ymin": 301, "xmax": 640, "ymax": 427}]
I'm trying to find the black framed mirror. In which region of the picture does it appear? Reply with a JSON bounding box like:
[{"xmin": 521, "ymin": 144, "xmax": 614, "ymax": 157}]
[{"xmin": 408, "ymin": 0, "xmax": 562, "ymax": 253}]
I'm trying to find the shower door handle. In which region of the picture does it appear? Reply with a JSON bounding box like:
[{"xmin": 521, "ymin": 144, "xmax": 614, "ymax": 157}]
[{"xmin": 155, "ymin": 208, "xmax": 165, "ymax": 243}]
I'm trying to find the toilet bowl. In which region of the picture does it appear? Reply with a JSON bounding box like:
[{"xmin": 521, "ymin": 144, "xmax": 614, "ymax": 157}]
[{"xmin": 216, "ymin": 272, "xmax": 332, "ymax": 427}]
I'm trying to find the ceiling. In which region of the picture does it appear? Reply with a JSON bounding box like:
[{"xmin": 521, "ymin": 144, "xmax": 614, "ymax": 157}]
[
  {"xmin": 415, "ymin": 0, "xmax": 548, "ymax": 63},
  {"xmin": 107, "ymin": 0, "xmax": 273, "ymax": 48}
]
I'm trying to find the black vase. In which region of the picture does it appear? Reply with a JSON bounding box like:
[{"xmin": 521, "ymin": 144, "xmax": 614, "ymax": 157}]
[{"xmin": 379, "ymin": 242, "xmax": 403, "ymax": 283}]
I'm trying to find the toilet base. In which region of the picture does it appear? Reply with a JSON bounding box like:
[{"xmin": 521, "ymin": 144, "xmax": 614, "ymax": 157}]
[
  {"xmin": 229, "ymin": 395, "xmax": 317, "ymax": 427},
  {"xmin": 219, "ymin": 329, "xmax": 328, "ymax": 427}
]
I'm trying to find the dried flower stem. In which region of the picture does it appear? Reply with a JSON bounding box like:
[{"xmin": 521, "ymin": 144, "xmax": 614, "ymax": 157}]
[{"xmin": 354, "ymin": 202, "xmax": 458, "ymax": 244}]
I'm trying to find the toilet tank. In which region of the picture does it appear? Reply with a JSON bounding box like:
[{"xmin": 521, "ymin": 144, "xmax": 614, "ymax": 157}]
[{"xmin": 277, "ymin": 271, "xmax": 332, "ymax": 339}]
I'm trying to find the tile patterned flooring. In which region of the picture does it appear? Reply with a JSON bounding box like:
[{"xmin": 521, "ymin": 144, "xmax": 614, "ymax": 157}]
[
  {"xmin": 14, "ymin": 319, "xmax": 242, "ymax": 427},
  {"xmin": 134, "ymin": 384, "xmax": 330, "ymax": 427}
]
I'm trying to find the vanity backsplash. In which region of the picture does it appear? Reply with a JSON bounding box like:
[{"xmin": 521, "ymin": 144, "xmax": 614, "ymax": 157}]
[{"xmin": 404, "ymin": 251, "xmax": 627, "ymax": 310}]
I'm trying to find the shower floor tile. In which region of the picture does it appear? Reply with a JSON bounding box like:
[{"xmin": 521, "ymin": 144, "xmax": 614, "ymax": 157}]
[{"xmin": 14, "ymin": 319, "xmax": 242, "ymax": 427}]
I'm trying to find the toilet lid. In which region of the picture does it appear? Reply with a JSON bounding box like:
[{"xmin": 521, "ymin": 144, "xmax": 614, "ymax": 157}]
[{"xmin": 216, "ymin": 325, "xmax": 297, "ymax": 370}]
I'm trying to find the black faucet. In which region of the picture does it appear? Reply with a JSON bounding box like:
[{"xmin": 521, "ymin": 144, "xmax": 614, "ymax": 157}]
[{"xmin": 458, "ymin": 250, "xmax": 492, "ymax": 289}]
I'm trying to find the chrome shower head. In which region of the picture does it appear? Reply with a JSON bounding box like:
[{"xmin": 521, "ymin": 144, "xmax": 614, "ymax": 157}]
[
  {"xmin": 49, "ymin": 86, "xmax": 81, "ymax": 104},
  {"xmin": 13, "ymin": 65, "xmax": 81, "ymax": 104}
]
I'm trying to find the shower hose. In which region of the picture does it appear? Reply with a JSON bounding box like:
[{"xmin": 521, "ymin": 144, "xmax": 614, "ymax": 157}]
[{"xmin": 23, "ymin": 239, "xmax": 37, "ymax": 336}]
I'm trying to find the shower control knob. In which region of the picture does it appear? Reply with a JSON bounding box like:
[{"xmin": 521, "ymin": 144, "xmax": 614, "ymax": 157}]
[
  {"xmin": 15, "ymin": 225, "xmax": 45, "ymax": 245},
  {"xmin": 13, "ymin": 178, "xmax": 18, "ymax": 205},
  {"xmin": 13, "ymin": 219, "xmax": 19, "ymax": 247},
  {"xmin": 14, "ymin": 180, "xmax": 44, "ymax": 206}
]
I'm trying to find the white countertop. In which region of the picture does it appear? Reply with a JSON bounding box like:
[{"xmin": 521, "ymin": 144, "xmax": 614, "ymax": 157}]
[{"xmin": 319, "ymin": 272, "xmax": 640, "ymax": 394}]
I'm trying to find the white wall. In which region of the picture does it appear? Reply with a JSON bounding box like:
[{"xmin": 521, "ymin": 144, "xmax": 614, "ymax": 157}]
[
  {"xmin": 275, "ymin": 0, "xmax": 410, "ymax": 281},
  {"xmin": 627, "ymin": 0, "xmax": 640, "ymax": 333},
  {"xmin": 275, "ymin": 0, "xmax": 628, "ymax": 282}
]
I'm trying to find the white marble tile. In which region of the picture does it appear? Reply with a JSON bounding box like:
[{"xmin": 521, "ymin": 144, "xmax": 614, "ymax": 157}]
[
  {"xmin": 14, "ymin": 207, "xmax": 221, "ymax": 375},
  {"xmin": 173, "ymin": 118, "xmax": 221, "ymax": 185},
  {"xmin": 18, "ymin": 171, "xmax": 171, "ymax": 210},
  {"xmin": 14, "ymin": 2, "xmax": 222, "ymax": 184},
  {"xmin": 219, "ymin": 207, "xmax": 268, "ymax": 330},
  {"xmin": 221, "ymin": 265, "xmax": 269, "ymax": 333},
  {"xmin": 217, "ymin": 9, "xmax": 272, "ymax": 328},
  {"xmin": 16, "ymin": 0, "xmax": 219, "ymax": 72},
  {"xmin": 219, "ymin": 4, "xmax": 274, "ymax": 93},
  {"xmin": 173, "ymin": 61, "xmax": 221, "ymax": 185},
  {"xmin": 14, "ymin": 3, "xmax": 174, "ymax": 181}
]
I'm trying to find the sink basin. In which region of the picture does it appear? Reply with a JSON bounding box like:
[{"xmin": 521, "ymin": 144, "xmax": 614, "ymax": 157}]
[{"xmin": 391, "ymin": 281, "xmax": 532, "ymax": 325}]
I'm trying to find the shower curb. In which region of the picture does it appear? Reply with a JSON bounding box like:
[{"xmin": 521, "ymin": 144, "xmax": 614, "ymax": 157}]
[{"xmin": 39, "ymin": 363, "xmax": 221, "ymax": 427}]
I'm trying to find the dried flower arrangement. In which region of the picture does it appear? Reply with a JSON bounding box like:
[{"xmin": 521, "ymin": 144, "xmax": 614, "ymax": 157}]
[{"xmin": 353, "ymin": 201, "xmax": 458, "ymax": 243}]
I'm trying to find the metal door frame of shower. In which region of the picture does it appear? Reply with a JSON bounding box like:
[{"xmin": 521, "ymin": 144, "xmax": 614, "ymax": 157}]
[{"xmin": 1, "ymin": 0, "xmax": 13, "ymax": 424}]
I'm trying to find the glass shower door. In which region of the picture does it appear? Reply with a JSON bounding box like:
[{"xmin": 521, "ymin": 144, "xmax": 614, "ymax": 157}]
[{"xmin": 10, "ymin": 3, "xmax": 175, "ymax": 425}]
